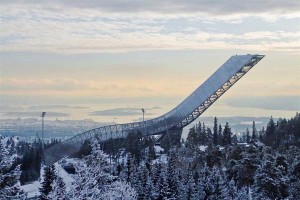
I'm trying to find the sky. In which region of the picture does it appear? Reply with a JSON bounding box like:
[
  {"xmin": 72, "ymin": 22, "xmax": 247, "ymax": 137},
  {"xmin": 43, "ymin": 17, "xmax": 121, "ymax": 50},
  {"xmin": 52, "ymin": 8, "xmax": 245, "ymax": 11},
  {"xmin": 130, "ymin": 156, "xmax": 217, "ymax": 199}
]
[{"xmin": 0, "ymin": 0, "xmax": 299, "ymax": 123}]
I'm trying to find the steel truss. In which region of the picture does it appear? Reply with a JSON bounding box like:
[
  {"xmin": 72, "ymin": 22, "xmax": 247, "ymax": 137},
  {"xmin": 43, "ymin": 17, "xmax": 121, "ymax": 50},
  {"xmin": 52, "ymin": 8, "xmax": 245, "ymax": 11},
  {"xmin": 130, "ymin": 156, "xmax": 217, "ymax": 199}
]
[
  {"xmin": 45, "ymin": 54, "xmax": 264, "ymax": 165},
  {"xmin": 177, "ymin": 55, "xmax": 264, "ymax": 128}
]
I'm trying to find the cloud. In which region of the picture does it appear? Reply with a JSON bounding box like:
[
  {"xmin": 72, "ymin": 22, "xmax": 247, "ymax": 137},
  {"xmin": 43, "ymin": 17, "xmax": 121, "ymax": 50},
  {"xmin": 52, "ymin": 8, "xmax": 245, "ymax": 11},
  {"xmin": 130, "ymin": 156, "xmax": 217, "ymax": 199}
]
[
  {"xmin": 27, "ymin": 105, "xmax": 88, "ymax": 110},
  {"xmin": 0, "ymin": 105, "xmax": 24, "ymax": 112},
  {"xmin": 0, "ymin": 79, "xmax": 153, "ymax": 93},
  {"xmin": 90, "ymin": 108, "xmax": 156, "ymax": 116},
  {"xmin": 2, "ymin": 111, "xmax": 70, "ymax": 117},
  {"xmin": 225, "ymin": 96, "xmax": 300, "ymax": 111},
  {"xmin": 2, "ymin": 1, "xmax": 300, "ymax": 15},
  {"xmin": 0, "ymin": 1, "xmax": 299, "ymax": 54}
]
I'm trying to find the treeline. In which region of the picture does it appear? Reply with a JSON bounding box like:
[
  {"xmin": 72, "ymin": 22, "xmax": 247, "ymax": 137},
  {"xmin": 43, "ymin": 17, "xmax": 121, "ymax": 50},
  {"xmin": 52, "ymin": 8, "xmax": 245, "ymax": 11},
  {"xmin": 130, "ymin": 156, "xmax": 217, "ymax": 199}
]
[
  {"xmin": 260, "ymin": 113, "xmax": 300, "ymax": 149},
  {"xmin": 186, "ymin": 118, "xmax": 235, "ymax": 147},
  {"xmin": 120, "ymin": 144, "xmax": 300, "ymax": 199},
  {"xmin": 186, "ymin": 113, "xmax": 300, "ymax": 149},
  {"xmin": 75, "ymin": 131, "xmax": 158, "ymax": 165},
  {"xmin": 0, "ymin": 137, "xmax": 61, "ymax": 185}
]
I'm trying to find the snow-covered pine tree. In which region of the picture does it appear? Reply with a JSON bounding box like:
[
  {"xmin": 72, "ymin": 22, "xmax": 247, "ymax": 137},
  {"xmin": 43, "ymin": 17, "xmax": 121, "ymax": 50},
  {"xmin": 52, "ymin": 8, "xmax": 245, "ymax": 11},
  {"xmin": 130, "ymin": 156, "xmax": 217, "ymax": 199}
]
[
  {"xmin": 70, "ymin": 139, "xmax": 137, "ymax": 199},
  {"xmin": 152, "ymin": 163, "xmax": 163, "ymax": 199},
  {"xmin": 72, "ymin": 141, "xmax": 115, "ymax": 198},
  {"xmin": 253, "ymin": 156, "xmax": 289, "ymax": 200},
  {"xmin": 47, "ymin": 176, "xmax": 67, "ymax": 200},
  {"xmin": 122, "ymin": 152, "xmax": 138, "ymax": 185},
  {"xmin": 0, "ymin": 140, "xmax": 26, "ymax": 200},
  {"xmin": 166, "ymin": 152, "xmax": 179, "ymax": 199},
  {"xmin": 99, "ymin": 181, "xmax": 137, "ymax": 200},
  {"xmin": 289, "ymin": 156, "xmax": 300, "ymax": 199},
  {"xmin": 198, "ymin": 165, "xmax": 225, "ymax": 200},
  {"xmin": 39, "ymin": 165, "xmax": 56, "ymax": 200},
  {"xmin": 235, "ymin": 187, "xmax": 248, "ymax": 200},
  {"xmin": 184, "ymin": 172, "xmax": 194, "ymax": 200},
  {"xmin": 220, "ymin": 179, "xmax": 238, "ymax": 200}
]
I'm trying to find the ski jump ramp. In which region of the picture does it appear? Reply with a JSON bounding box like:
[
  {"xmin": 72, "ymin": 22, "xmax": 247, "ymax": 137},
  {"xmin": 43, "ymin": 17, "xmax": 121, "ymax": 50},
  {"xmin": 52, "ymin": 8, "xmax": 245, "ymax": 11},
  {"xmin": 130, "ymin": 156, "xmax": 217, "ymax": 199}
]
[{"xmin": 45, "ymin": 54, "xmax": 264, "ymax": 165}]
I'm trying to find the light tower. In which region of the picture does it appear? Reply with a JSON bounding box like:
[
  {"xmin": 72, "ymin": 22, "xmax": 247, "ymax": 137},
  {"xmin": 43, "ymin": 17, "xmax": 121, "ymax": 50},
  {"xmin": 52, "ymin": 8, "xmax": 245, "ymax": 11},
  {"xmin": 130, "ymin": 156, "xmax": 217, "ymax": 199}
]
[
  {"xmin": 41, "ymin": 112, "xmax": 46, "ymax": 163},
  {"xmin": 141, "ymin": 108, "xmax": 145, "ymax": 121}
]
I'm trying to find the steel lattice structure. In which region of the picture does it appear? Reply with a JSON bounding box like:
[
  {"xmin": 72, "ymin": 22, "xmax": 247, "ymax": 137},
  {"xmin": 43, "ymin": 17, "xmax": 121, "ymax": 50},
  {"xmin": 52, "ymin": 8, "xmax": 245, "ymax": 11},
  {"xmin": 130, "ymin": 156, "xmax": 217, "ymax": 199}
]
[{"xmin": 45, "ymin": 54, "xmax": 264, "ymax": 165}]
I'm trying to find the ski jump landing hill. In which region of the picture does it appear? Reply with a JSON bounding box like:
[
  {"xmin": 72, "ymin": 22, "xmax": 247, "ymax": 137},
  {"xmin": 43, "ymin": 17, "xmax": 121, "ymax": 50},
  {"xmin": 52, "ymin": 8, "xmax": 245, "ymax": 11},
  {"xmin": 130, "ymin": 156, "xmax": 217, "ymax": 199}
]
[{"xmin": 45, "ymin": 54, "xmax": 264, "ymax": 165}]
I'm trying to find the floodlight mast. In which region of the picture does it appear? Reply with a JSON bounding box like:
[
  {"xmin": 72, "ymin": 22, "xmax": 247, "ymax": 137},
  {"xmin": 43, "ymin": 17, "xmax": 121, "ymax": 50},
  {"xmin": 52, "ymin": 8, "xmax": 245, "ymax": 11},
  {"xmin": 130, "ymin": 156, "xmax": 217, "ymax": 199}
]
[
  {"xmin": 142, "ymin": 108, "xmax": 145, "ymax": 121},
  {"xmin": 41, "ymin": 112, "xmax": 46, "ymax": 164}
]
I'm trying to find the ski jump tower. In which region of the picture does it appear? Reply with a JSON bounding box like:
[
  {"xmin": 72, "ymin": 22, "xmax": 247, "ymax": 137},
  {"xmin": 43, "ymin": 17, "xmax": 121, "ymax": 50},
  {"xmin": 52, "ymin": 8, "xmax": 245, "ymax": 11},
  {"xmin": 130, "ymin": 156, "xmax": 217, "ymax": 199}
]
[{"xmin": 45, "ymin": 54, "xmax": 264, "ymax": 165}]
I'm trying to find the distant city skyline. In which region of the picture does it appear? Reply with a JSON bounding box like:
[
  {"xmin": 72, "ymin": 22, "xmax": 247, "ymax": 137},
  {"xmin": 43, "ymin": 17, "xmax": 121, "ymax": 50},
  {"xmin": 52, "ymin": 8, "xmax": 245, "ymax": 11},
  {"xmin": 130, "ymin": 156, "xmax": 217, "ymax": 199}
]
[{"xmin": 0, "ymin": 1, "xmax": 299, "ymax": 122}]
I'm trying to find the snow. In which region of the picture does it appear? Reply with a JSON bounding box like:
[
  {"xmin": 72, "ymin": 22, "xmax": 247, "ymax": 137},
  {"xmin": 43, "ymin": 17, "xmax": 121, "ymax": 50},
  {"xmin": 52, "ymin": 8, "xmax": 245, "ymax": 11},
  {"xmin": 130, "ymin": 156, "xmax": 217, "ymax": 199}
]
[
  {"xmin": 199, "ymin": 145, "xmax": 207, "ymax": 151},
  {"xmin": 255, "ymin": 141, "xmax": 265, "ymax": 146},
  {"xmin": 219, "ymin": 147, "xmax": 225, "ymax": 150},
  {"xmin": 154, "ymin": 145, "xmax": 164, "ymax": 154},
  {"xmin": 20, "ymin": 181, "xmax": 40, "ymax": 199},
  {"xmin": 54, "ymin": 162, "xmax": 74, "ymax": 192},
  {"xmin": 153, "ymin": 153, "xmax": 168, "ymax": 164},
  {"xmin": 20, "ymin": 162, "xmax": 75, "ymax": 198},
  {"xmin": 1, "ymin": 136, "xmax": 19, "ymax": 145}
]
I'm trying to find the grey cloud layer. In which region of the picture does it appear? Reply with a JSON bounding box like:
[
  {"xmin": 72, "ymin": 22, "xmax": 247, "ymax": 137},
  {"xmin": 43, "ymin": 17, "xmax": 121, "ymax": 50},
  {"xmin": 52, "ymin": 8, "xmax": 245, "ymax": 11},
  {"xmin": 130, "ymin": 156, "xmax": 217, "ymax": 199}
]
[
  {"xmin": 90, "ymin": 108, "xmax": 157, "ymax": 116},
  {"xmin": 0, "ymin": 79, "xmax": 152, "ymax": 92},
  {"xmin": 28, "ymin": 105, "xmax": 89, "ymax": 110},
  {"xmin": 1, "ymin": 1, "xmax": 299, "ymax": 54},
  {"xmin": 2, "ymin": 0, "xmax": 300, "ymax": 15}
]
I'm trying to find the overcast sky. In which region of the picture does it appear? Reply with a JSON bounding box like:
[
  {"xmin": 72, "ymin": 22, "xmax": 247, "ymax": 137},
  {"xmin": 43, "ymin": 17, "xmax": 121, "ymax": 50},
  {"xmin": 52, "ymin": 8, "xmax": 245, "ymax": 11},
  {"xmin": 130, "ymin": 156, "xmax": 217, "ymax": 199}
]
[{"xmin": 0, "ymin": 1, "xmax": 299, "ymax": 121}]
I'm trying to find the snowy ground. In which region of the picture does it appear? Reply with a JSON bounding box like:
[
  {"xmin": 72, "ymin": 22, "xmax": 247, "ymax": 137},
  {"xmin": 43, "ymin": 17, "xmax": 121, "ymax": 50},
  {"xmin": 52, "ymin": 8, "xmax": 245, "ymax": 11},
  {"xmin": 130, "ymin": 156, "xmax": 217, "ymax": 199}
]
[
  {"xmin": 199, "ymin": 145, "xmax": 208, "ymax": 151},
  {"xmin": 20, "ymin": 181, "xmax": 40, "ymax": 199},
  {"xmin": 20, "ymin": 162, "xmax": 75, "ymax": 199},
  {"xmin": 54, "ymin": 162, "xmax": 75, "ymax": 192},
  {"xmin": 154, "ymin": 145, "xmax": 164, "ymax": 154}
]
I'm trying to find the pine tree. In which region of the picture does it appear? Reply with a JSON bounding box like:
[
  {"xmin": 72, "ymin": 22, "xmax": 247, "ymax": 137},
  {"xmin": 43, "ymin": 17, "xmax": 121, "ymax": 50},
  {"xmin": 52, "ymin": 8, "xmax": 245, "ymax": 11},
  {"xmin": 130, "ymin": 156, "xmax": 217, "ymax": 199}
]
[
  {"xmin": 202, "ymin": 123, "xmax": 207, "ymax": 145},
  {"xmin": 186, "ymin": 127, "xmax": 198, "ymax": 148},
  {"xmin": 222, "ymin": 122, "xmax": 231, "ymax": 145},
  {"xmin": 218, "ymin": 124, "xmax": 222, "ymax": 145},
  {"xmin": 252, "ymin": 121, "xmax": 257, "ymax": 142},
  {"xmin": 99, "ymin": 181, "xmax": 137, "ymax": 200},
  {"xmin": 246, "ymin": 128, "xmax": 251, "ymax": 143},
  {"xmin": 196, "ymin": 122, "xmax": 202, "ymax": 144},
  {"xmin": 206, "ymin": 127, "xmax": 213, "ymax": 145},
  {"xmin": 199, "ymin": 166, "xmax": 225, "ymax": 199},
  {"xmin": 253, "ymin": 155, "xmax": 289, "ymax": 199},
  {"xmin": 70, "ymin": 140, "xmax": 115, "ymax": 199},
  {"xmin": 148, "ymin": 139, "xmax": 156, "ymax": 160},
  {"xmin": 39, "ymin": 165, "xmax": 56, "ymax": 200},
  {"xmin": 0, "ymin": 140, "xmax": 27, "ymax": 200},
  {"xmin": 289, "ymin": 157, "xmax": 300, "ymax": 199},
  {"xmin": 126, "ymin": 153, "xmax": 133, "ymax": 183},
  {"xmin": 235, "ymin": 187, "xmax": 248, "ymax": 200},
  {"xmin": 221, "ymin": 179, "xmax": 238, "ymax": 199},
  {"xmin": 47, "ymin": 176, "xmax": 67, "ymax": 200},
  {"xmin": 152, "ymin": 163, "xmax": 162, "ymax": 199},
  {"xmin": 126, "ymin": 131, "xmax": 142, "ymax": 162},
  {"xmin": 213, "ymin": 117, "xmax": 218, "ymax": 146},
  {"xmin": 265, "ymin": 116, "xmax": 276, "ymax": 147},
  {"xmin": 166, "ymin": 152, "xmax": 178, "ymax": 199}
]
